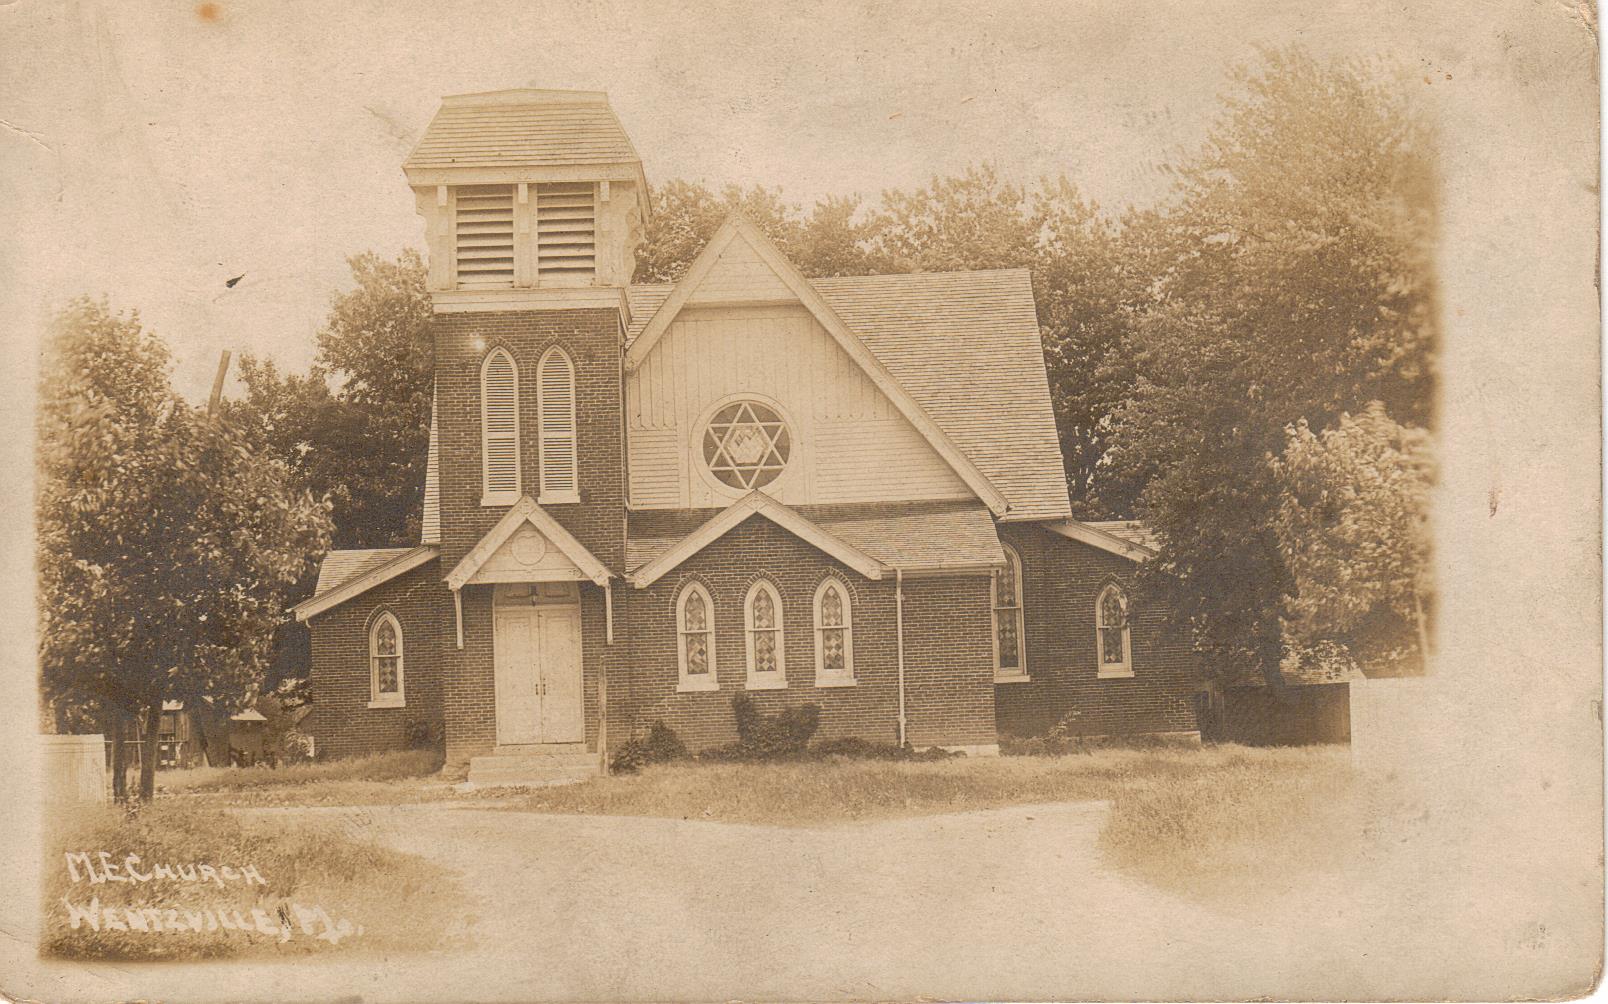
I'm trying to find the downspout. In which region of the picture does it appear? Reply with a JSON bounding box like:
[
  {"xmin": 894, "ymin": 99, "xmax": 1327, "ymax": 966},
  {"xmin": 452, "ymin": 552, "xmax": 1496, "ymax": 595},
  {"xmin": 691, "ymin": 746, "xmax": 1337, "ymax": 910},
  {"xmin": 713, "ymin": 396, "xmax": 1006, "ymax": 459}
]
[{"xmin": 895, "ymin": 568, "xmax": 907, "ymax": 748}]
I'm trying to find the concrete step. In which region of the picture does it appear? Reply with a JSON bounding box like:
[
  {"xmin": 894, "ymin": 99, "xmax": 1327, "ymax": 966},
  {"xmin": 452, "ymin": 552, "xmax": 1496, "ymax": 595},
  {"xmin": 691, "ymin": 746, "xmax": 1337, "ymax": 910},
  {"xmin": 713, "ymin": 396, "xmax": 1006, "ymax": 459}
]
[{"xmin": 468, "ymin": 745, "xmax": 600, "ymax": 788}]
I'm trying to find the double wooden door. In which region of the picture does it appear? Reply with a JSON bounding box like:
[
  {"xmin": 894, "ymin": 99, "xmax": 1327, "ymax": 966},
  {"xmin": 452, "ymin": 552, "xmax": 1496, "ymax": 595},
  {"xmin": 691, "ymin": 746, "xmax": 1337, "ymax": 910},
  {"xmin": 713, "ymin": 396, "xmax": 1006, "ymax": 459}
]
[{"xmin": 493, "ymin": 602, "xmax": 583, "ymax": 745}]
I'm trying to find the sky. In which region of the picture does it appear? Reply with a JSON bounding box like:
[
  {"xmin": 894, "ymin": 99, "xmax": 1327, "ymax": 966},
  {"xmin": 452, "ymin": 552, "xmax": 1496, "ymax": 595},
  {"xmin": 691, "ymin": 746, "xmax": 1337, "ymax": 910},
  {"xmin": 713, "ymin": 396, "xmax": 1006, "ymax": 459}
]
[{"xmin": 8, "ymin": 0, "xmax": 1589, "ymax": 401}]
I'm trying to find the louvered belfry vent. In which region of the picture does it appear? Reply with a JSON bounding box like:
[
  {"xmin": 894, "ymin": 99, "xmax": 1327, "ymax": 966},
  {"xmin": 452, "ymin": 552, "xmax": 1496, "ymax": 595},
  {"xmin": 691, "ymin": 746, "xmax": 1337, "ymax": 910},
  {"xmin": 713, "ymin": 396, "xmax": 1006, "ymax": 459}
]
[
  {"xmin": 535, "ymin": 182, "xmax": 597, "ymax": 280},
  {"xmin": 455, "ymin": 185, "xmax": 516, "ymax": 288},
  {"xmin": 481, "ymin": 349, "xmax": 521, "ymax": 502},
  {"xmin": 538, "ymin": 347, "xmax": 579, "ymax": 500}
]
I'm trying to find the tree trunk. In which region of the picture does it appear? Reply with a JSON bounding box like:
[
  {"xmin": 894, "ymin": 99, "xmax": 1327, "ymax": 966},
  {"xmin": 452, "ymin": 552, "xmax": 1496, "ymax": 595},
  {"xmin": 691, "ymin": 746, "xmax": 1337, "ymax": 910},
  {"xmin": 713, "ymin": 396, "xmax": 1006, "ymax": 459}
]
[
  {"xmin": 109, "ymin": 711, "xmax": 128, "ymax": 803},
  {"xmin": 138, "ymin": 703, "xmax": 161, "ymax": 801}
]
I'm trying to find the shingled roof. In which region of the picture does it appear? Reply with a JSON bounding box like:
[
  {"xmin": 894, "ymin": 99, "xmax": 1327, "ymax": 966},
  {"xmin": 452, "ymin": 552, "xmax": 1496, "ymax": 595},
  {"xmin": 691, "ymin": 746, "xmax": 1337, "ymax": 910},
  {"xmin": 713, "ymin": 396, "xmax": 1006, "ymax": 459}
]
[
  {"xmin": 625, "ymin": 268, "xmax": 1072, "ymax": 522},
  {"xmin": 627, "ymin": 498, "xmax": 1004, "ymax": 576},
  {"xmin": 404, "ymin": 89, "xmax": 642, "ymax": 171}
]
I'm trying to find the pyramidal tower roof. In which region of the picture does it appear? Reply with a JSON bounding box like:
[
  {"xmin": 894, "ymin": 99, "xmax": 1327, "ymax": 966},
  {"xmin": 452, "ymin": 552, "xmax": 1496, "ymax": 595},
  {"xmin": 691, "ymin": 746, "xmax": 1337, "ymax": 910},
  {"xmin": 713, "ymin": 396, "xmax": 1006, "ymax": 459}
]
[{"xmin": 404, "ymin": 88, "xmax": 643, "ymax": 172}]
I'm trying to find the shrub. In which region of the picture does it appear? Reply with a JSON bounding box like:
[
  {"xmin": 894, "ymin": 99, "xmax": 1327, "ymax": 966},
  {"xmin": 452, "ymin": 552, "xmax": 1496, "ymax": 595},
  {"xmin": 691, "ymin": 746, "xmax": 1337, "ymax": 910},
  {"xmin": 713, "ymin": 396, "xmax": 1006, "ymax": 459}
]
[
  {"xmin": 403, "ymin": 715, "xmax": 444, "ymax": 751},
  {"xmin": 610, "ymin": 721, "xmax": 688, "ymax": 774},
  {"xmin": 705, "ymin": 696, "xmax": 821, "ymax": 762}
]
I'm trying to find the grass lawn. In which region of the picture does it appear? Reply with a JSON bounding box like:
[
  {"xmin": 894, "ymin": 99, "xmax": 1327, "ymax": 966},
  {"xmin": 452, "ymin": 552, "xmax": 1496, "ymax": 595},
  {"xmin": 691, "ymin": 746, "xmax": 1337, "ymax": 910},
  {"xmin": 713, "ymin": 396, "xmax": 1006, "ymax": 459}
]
[
  {"xmin": 496, "ymin": 743, "xmax": 1407, "ymax": 900},
  {"xmin": 42, "ymin": 798, "xmax": 466, "ymax": 961},
  {"xmin": 158, "ymin": 750, "xmax": 471, "ymax": 808}
]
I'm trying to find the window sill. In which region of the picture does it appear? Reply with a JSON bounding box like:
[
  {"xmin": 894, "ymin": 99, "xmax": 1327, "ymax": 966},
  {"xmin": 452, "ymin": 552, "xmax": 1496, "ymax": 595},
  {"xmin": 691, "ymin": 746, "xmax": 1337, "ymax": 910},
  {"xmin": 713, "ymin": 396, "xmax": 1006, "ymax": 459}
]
[
  {"xmin": 814, "ymin": 677, "xmax": 857, "ymax": 688},
  {"xmin": 746, "ymin": 676, "xmax": 788, "ymax": 691},
  {"xmin": 481, "ymin": 494, "xmax": 519, "ymax": 508},
  {"xmin": 1097, "ymin": 667, "xmax": 1135, "ymax": 680},
  {"xmin": 537, "ymin": 492, "xmax": 579, "ymax": 506},
  {"xmin": 677, "ymin": 678, "xmax": 719, "ymax": 693},
  {"xmin": 994, "ymin": 673, "xmax": 1032, "ymax": 684},
  {"xmin": 367, "ymin": 698, "xmax": 405, "ymax": 709}
]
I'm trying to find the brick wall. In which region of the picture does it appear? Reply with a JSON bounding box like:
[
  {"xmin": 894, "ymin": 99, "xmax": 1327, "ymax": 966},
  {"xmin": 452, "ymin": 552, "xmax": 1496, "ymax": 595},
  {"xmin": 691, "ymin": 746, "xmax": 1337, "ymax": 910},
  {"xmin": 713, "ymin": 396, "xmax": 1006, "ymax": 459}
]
[
  {"xmin": 615, "ymin": 517, "xmax": 997, "ymax": 751},
  {"xmin": 993, "ymin": 523, "xmax": 1200, "ymax": 738},
  {"xmin": 306, "ymin": 559, "xmax": 448, "ymax": 759},
  {"xmin": 433, "ymin": 308, "xmax": 626, "ymax": 574}
]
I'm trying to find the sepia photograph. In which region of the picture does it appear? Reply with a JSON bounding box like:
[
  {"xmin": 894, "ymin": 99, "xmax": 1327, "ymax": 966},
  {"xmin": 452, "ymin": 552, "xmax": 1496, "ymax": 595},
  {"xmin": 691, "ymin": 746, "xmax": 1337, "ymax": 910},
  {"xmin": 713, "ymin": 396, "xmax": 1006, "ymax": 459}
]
[{"xmin": 0, "ymin": 1, "xmax": 1600, "ymax": 1001}]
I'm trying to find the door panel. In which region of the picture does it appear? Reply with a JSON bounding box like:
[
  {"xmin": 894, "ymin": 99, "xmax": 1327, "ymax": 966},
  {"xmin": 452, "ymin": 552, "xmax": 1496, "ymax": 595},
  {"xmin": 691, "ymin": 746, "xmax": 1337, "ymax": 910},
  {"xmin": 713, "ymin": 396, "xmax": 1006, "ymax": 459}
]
[
  {"xmin": 537, "ymin": 606, "xmax": 584, "ymax": 743},
  {"xmin": 494, "ymin": 608, "xmax": 540, "ymax": 745}
]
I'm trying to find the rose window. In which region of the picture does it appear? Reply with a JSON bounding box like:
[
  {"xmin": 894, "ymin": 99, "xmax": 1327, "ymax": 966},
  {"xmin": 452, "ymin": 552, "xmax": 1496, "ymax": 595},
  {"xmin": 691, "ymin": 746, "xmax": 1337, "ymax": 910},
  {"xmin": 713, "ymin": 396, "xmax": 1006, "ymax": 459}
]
[{"xmin": 702, "ymin": 401, "xmax": 791, "ymax": 490}]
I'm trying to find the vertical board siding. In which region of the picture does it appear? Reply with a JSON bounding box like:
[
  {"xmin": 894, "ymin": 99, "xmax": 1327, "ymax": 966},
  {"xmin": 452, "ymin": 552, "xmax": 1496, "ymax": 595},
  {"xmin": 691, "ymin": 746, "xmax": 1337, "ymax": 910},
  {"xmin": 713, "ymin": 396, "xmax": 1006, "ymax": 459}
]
[
  {"xmin": 686, "ymin": 235, "xmax": 795, "ymax": 304},
  {"xmin": 625, "ymin": 305, "xmax": 968, "ymax": 509}
]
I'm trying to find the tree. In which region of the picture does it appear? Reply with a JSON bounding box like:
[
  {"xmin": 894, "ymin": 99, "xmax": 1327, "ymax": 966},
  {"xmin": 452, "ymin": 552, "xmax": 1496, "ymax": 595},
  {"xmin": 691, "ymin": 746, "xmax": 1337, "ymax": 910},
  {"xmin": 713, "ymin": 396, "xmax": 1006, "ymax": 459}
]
[
  {"xmin": 230, "ymin": 250, "xmax": 433, "ymax": 551},
  {"xmin": 1104, "ymin": 47, "xmax": 1439, "ymax": 687},
  {"xmin": 633, "ymin": 181, "xmax": 806, "ymax": 283},
  {"xmin": 38, "ymin": 299, "xmax": 331, "ymax": 800},
  {"xmin": 1271, "ymin": 403, "xmax": 1434, "ymax": 680}
]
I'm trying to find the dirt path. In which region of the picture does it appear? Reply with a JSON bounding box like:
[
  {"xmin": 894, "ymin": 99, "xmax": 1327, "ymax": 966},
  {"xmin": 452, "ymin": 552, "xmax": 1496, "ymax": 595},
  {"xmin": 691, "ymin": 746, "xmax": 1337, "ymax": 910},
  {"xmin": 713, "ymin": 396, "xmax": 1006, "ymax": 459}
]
[{"xmin": 10, "ymin": 799, "xmax": 1593, "ymax": 1001}]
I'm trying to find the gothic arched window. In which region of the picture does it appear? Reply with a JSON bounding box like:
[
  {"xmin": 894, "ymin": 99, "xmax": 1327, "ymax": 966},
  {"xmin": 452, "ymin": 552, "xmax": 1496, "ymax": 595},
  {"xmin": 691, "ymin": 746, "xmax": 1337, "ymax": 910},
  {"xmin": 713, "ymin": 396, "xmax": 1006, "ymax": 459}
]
[{"xmin": 1096, "ymin": 583, "xmax": 1134, "ymax": 678}]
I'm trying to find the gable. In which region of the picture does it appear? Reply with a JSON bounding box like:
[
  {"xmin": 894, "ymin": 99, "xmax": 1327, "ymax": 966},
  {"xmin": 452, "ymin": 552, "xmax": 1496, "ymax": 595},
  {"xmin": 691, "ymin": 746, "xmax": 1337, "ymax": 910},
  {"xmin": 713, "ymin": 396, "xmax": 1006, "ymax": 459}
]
[
  {"xmin": 624, "ymin": 217, "xmax": 1007, "ymax": 515},
  {"xmin": 468, "ymin": 522, "xmax": 592, "ymax": 584},
  {"xmin": 686, "ymin": 231, "xmax": 794, "ymax": 305},
  {"xmin": 626, "ymin": 302, "xmax": 972, "ymax": 509}
]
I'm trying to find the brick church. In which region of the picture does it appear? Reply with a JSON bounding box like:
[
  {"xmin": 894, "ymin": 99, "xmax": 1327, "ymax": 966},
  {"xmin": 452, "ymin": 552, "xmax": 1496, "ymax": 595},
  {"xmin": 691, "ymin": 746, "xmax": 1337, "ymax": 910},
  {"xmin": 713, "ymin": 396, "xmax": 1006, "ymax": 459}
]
[{"xmin": 293, "ymin": 89, "xmax": 1200, "ymax": 782}]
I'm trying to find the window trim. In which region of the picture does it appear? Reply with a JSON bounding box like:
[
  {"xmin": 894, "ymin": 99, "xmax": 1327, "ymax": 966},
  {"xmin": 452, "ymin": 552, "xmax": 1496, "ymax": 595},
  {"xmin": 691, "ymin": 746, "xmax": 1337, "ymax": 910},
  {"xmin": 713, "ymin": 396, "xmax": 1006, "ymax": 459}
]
[
  {"xmin": 536, "ymin": 345, "xmax": 580, "ymax": 504},
  {"xmin": 1096, "ymin": 582, "xmax": 1135, "ymax": 679},
  {"xmin": 675, "ymin": 582, "xmax": 719, "ymax": 693},
  {"xmin": 480, "ymin": 347, "xmax": 522, "ymax": 506},
  {"xmin": 368, "ymin": 611, "xmax": 406, "ymax": 708},
  {"xmin": 812, "ymin": 577, "xmax": 856, "ymax": 687},
  {"xmin": 993, "ymin": 544, "xmax": 1029, "ymax": 683},
  {"xmin": 743, "ymin": 579, "xmax": 787, "ymax": 690}
]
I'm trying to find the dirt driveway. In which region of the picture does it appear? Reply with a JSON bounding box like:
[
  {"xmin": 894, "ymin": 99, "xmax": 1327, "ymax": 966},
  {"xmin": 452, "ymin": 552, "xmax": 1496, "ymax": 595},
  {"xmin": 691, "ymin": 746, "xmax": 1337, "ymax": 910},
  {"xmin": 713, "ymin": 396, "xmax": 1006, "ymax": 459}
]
[{"xmin": 13, "ymin": 799, "xmax": 1593, "ymax": 1001}]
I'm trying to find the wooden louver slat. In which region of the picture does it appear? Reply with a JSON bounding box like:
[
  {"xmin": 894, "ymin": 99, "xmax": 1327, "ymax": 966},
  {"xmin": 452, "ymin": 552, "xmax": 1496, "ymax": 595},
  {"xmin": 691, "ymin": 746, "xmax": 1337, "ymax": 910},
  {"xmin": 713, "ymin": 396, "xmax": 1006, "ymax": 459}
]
[
  {"xmin": 481, "ymin": 349, "xmax": 520, "ymax": 501},
  {"xmin": 455, "ymin": 185, "xmax": 515, "ymax": 289},
  {"xmin": 535, "ymin": 183, "xmax": 596, "ymax": 279},
  {"xmin": 538, "ymin": 348, "xmax": 578, "ymax": 499}
]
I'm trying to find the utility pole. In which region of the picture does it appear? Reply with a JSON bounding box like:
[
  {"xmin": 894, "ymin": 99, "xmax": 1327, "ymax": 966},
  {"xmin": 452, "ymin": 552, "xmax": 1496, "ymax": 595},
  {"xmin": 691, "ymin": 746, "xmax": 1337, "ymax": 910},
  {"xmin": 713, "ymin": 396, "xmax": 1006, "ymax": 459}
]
[{"xmin": 207, "ymin": 350, "xmax": 231, "ymax": 418}]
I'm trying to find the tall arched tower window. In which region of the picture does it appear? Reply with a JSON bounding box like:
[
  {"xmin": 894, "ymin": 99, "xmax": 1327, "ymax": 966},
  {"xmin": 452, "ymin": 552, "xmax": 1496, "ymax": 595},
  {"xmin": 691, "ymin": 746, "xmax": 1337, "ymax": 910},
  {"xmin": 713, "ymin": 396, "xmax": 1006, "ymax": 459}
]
[
  {"xmin": 480, "ymin": 348, "xmax": 521, "ymax": 505},
  {"xmin": 993, "ymin": 545, "xmax": 1027, "ymax": 682},
  {"xmin": 537, "ymin": 346, "xmax": 579, "ymax": 503},
  {"xmin": 1096, "ymin": 584, "xmax": 1134, "ymax": 678}
]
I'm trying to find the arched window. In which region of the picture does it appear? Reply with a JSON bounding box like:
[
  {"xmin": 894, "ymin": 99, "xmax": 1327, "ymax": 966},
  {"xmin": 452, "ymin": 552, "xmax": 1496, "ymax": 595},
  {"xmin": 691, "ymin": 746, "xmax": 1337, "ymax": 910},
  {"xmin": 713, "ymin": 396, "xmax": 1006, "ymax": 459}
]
[
  {"xmin": 993, "ymin": 545, "xmax": 1027, "ymax": 681},
  {"xmin": 813, "ymin": 578, "xmax": 855, "ymax": 686},
  {"xmin": 675, "ymin": 582, "xmax": 718, "ymax": 692},
  {"xmin": 480, "ymin": 348, "xmax": 521, "ymax": 504},
  {"xmin": 369, "ymin": 612, "xmax": 405, "ymax": 708},
  {"xmin": 744, "ymin": 580, "xmax": 787, "ymax": 689},
  {"xmin": 1096, "ymin": 584, "xmax": 1134, "ymax": 678},
  {"xmin": 537, "ymin": 346, "xmax": 578, "ymax": 503}
]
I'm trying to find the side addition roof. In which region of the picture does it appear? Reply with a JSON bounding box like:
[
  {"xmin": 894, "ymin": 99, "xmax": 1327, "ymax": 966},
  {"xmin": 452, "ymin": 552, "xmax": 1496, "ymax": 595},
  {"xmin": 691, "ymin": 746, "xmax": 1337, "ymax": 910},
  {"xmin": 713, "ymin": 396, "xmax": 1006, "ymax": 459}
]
[
  {"xmin": 623, "ymin": 246, "xmax": 1071, "ymax": 522},
  {"xmin": 1044, "ymin": 519, "xmax": 1158, "ymax": 562},
  {"xmin": 293, "ymin": 546, "xmax": 440, "ymax": 622}
]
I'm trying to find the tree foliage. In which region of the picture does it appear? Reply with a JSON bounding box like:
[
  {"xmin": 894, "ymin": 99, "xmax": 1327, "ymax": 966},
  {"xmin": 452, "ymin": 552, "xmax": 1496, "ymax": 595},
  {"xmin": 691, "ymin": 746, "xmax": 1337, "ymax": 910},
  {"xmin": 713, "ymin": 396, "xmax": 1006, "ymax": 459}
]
[
  {"xmin": 1106, "ymin": 48, "xmax": 1438, "ymax": 685},
  {"xmin": 38, "ymin": 298, "xmax": 332, "ymax": 799},
  {"xmin": 1271, "ymin": 403, "xmax": 1434, "ymax": 680},
  {"xmin": 229, "ymin": 250, "xmax": 433, "ymax": 552}
]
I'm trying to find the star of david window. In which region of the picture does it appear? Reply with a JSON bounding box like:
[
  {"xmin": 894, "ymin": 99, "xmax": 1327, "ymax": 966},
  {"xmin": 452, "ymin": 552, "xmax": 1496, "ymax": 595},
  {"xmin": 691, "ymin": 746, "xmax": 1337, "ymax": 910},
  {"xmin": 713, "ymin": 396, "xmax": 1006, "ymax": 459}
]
[{"xmin": 702, "ymin": 401, "xmax": 791, "ymax": 490}]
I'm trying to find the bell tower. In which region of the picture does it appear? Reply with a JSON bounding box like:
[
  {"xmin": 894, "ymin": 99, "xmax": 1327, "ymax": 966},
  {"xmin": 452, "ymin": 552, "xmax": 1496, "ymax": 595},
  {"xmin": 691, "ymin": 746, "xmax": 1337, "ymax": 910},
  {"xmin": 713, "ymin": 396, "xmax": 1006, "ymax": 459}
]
[
  {"xmin": 407, "ymin": 89, "xmax": 646, "ymax": 574},
  {"xmin": 404, "ymin": 89, "xmax": 649, "ymax": 303}
]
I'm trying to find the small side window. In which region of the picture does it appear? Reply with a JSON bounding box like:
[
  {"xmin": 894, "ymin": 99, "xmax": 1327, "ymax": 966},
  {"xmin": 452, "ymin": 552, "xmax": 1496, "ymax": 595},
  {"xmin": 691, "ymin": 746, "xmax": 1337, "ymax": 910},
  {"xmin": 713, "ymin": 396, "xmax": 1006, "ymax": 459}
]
[{"xmin": 370, "ymin": 612, "xmax": 406, "ymax": 707}]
